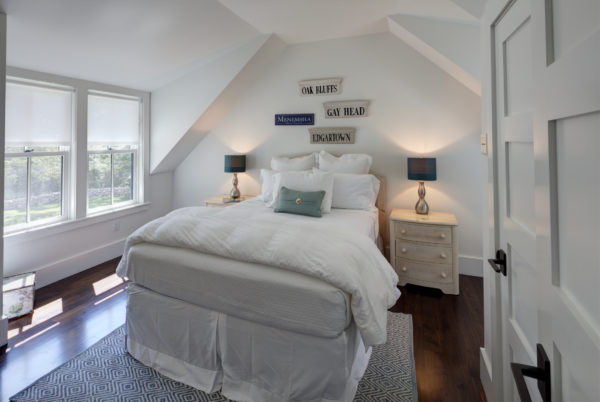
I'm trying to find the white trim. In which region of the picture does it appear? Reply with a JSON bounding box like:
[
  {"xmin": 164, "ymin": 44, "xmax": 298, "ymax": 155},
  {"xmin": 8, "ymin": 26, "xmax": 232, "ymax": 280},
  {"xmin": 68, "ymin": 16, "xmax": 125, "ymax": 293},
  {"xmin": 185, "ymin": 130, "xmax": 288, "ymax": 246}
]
[
  {"xmin": 480, "ymin": 347, "xmax": 494, "ymax": 402},
  {"xmin": 458, "ymin": 256, "xmax": 483, "ymax": 277},
  {"xmin": 4, "ymin": 202, "xmax": 150, "ymax": 243},
  {"xmin": 32, "ymin": 237, "xmax": 127, "ymax": 289}
]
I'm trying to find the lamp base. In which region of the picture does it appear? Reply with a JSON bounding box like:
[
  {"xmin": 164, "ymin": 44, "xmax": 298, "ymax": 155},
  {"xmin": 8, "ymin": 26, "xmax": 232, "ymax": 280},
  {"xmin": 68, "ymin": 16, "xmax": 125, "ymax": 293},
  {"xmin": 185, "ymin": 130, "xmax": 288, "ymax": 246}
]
[
  {"xmin": 415, "ymin": 181, "xmax": 429, "ymax": 215},
  {"xmin": 230, "ymin": 173, "xmax": 240, "ymax": 200}
]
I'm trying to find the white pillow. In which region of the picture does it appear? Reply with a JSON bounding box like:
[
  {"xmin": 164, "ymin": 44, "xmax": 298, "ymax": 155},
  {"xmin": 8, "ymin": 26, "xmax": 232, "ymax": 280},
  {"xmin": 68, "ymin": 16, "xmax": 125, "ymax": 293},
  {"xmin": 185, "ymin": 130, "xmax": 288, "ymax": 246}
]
[
  {"xmin": 259, "ymin": 169, "xmax": 277, "ymax": 202},
  {"xmin": 314, "ymin": 169, "xmax": 380, "ymax": 210},
  {"xmin": 269, "ymin": 170, "xmax": 334, "ymax": 213},
  {"xmin": 271, "ymin": 153, "xmax": 316, "ymax": 171},
  {"xmin": 318, "ymin": 150, "xmax": 372, "ymax": 174}
]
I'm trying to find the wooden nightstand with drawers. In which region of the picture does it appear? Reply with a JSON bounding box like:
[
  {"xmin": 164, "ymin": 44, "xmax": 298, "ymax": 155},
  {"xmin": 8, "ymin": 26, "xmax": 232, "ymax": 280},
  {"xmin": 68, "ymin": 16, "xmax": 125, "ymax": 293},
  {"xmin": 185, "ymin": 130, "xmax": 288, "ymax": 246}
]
[{"xmin": 390, "ymin": 208, "xmax": 459, "ymax": 295}]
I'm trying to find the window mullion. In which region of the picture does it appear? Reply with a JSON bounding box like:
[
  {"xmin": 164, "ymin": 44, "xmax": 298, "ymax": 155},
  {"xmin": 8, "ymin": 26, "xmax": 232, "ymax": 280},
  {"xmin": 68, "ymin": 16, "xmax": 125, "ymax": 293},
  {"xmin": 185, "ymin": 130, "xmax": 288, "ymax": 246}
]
[
  {"xmin": 110, "ymin": 152, "xmax": 114, "ymax": 206},
  {"xmin": 26, "ymin": 156, "xmax": 31, "ymax": 223}
]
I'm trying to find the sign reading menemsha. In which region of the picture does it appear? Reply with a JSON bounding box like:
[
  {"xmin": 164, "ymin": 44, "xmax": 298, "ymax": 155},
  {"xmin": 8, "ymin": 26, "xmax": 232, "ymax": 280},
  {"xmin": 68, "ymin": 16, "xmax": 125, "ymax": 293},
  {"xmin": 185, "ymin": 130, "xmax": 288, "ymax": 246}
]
[
  {"xmin": 274, "ymin": 113, "xmax": 315, "ymax": 126},
  {"xmin": 298, "ymin": 78, "xmax": 343, "ymax": 96},
  {"xmin": 309, "ymin": 127, "xmax": 356, "ymax": 144}
]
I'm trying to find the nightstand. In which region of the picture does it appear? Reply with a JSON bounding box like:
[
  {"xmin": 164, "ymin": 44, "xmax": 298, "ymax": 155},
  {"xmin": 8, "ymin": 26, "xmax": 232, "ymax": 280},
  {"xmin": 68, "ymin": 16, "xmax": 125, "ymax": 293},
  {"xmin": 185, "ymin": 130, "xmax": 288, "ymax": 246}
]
[
  {"xmin": 390, "ymin": 208, "xmax": 459, "ymax": 294},
  {"xmin": 204, "ymin": 194, "xmax": 255, "ymax": 207}
]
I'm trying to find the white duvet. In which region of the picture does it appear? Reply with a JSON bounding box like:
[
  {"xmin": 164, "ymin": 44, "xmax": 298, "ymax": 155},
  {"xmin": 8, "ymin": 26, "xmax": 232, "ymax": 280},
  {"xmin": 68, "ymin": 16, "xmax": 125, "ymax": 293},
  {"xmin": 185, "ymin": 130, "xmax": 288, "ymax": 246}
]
[{"xmin": 117, "ymin": 205, "xmax": 400, "ymax": 347}]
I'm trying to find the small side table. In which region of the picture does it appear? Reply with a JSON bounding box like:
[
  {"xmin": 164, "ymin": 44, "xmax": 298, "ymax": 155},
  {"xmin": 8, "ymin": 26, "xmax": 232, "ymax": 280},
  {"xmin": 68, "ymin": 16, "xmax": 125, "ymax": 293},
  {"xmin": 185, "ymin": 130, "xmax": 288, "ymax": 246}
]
[
  {"xmin": 390, "ymin": 208, "xmax": 459, "ymax": 294},
  {"xmin": 204, "ymin": 194, "xmax": 255, "ymax": 207}
]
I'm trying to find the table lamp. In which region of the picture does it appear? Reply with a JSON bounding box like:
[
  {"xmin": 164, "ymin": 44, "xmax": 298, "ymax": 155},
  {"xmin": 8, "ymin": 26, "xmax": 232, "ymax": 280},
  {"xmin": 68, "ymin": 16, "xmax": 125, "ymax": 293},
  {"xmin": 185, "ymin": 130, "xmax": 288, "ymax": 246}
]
[
  {"xmin": 224, "ymin": 154, "xmax": 246, "ymax": 200},
  {"xmin": 407, "ymin": 157, "xmax": 436, "ymax": 215}
]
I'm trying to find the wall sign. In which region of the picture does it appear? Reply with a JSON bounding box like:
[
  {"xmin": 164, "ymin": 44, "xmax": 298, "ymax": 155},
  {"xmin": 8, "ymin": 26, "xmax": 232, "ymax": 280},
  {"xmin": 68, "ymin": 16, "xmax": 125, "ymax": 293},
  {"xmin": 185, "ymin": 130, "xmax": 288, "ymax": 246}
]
[
  {"xmin": 298, "ymin": 78, "xmax": 342, "ymax": 96},
  {"xmin": 309, "ymin": 127, "xmax": 356, "ymax": 144},
  {"xmin": 274, "ymin": 113, "xmax": 315, "ymax": 126},
  {"xmin": 323, "ymin": 100, "xmax": 369, "ymax": 118}
]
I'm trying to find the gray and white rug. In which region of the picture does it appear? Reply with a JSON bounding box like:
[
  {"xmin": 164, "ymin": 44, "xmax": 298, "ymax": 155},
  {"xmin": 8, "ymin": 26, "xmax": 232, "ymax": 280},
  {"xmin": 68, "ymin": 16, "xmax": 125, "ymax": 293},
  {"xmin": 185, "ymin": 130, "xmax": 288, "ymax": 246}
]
[{"xmin": 11, "ymin": 312, "xmax": 417, "ymax": 401}]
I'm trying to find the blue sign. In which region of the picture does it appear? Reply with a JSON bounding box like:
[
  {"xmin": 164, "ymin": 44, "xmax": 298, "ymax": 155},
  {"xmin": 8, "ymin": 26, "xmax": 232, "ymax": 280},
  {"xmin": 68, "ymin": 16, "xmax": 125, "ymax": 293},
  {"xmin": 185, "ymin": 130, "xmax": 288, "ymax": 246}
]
[{"xmin": 275, "ymin": 113, "xmax": 315, "ymax": 126}]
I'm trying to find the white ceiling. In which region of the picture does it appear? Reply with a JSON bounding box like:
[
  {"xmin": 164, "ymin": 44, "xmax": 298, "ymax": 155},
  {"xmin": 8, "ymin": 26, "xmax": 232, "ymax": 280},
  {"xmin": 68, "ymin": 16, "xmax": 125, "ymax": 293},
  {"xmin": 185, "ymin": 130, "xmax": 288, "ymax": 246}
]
[
  {"xmin": 218, "ymin": 0, "xmax": 477, "ymax": 43},
  {"xmin": 0, "ymin": 0, "xmax": 478, "ymax": 91},
  {"xmin": 0, "ymin": 0, "xmax": 259, "ymax": 90}
]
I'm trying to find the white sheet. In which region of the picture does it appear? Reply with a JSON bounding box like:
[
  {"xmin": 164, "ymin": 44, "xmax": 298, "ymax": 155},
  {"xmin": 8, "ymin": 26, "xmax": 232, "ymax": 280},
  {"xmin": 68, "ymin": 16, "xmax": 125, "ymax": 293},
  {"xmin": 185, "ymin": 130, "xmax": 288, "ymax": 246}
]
[
  {"xmin": 127, "ymin": 284, "xmax": 370, "ymax": 402},
  {"xmin": 126, "ymin": 243, "xmax": 351, "ymax": 337},
  {"xmin": 118, "ymin": 200, "xmax": 399, "ymax": 347}
]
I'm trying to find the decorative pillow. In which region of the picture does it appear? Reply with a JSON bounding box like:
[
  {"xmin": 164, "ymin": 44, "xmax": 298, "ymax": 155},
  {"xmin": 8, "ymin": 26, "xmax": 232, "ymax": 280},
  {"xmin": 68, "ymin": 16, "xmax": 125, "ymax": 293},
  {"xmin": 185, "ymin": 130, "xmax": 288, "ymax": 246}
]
[
  {"xmin": 271, "ymin": 153, "xmax": 316, "ymax": 171},
  {"xmin": 318, "ymin": 150, "xmax": 372, "ymax": 174},
  {"xmin": 269, "ymin": 170, "xmax": 334, "ymax": 213},
  {"xmin": 259, "ymin": 169, "xmax": 277, "ymax": 202},
  {"xmin": 318, "ymin": 170, "xmax": 380, "ymax": 210},
  {"xmin": 274, "ymin": 187, "xmax": 325, "ymax": 217}
]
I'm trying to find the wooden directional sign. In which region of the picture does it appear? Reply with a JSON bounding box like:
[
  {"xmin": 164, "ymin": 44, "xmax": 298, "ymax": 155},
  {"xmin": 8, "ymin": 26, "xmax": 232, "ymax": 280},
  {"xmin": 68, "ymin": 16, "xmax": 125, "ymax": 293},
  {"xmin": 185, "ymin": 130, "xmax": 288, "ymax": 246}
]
[
  {"xmin": 298, "ymin": 77, "xmax": 342, "ymax": 96},
  {"xmin": 274, "ymin": 113, "xmax": 315, "ymax": 126},
  {"xmin": 309, "ymin": 127, "xmax": 356, "ymax": 144},
  {"xmin": 323, "ymin": 100, "xmax": 369, "ymax": 118}
]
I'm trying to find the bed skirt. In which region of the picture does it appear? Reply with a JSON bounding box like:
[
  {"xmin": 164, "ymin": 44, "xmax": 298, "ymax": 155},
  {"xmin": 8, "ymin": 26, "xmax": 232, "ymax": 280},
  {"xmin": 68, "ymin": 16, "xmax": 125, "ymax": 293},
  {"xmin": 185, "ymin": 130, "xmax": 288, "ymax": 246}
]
[{"xmin": 126, "ymin": 284, "xmax": 371, "ymax": 402}]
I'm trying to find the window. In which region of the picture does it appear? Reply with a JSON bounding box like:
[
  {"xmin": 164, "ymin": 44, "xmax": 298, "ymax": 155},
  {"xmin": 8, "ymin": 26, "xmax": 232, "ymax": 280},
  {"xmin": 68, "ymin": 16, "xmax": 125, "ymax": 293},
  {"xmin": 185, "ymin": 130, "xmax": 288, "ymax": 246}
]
[
  {"xmin": 87, "ymin": 93, "xmax": 141, "ymax": 212},
  {"xmin": 4, "ymin": 81, "xmax": 73, "ymax": 231}
]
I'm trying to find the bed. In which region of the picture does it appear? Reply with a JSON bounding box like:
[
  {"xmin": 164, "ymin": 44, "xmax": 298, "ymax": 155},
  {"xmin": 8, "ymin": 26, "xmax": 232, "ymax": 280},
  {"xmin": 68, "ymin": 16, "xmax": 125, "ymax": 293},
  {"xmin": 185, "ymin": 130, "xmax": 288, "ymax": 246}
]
[{"xmin": 116, "ymin": 153, "xmax": 400, "ymax": 402}]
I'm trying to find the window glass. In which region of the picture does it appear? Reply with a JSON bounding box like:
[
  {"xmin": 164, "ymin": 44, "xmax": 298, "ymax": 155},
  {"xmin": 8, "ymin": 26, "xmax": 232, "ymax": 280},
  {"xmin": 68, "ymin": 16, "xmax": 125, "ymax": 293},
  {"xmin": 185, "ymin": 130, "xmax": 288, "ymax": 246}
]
[
  {"xmin": 4, "ymin": 157, "xmax": 27, "ymax": 226},
  {"xmin": 113, "ymin": 153, "xmax": 134, "ymax": 204},
  {"xmin": 88, "ymin": 154, "xmax": 112, "ymax": 209},
  {"xmin": 30, "ymin": 156, "xmax": 63, "ymax": 222}
]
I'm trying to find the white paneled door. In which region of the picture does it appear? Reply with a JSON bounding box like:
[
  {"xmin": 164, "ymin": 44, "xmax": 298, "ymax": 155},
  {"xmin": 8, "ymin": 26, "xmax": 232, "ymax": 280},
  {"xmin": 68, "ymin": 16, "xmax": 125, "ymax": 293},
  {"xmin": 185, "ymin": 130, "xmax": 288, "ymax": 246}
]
[{"xmin": 489, "ymin": 0, "xmax": 600, "ymax": 401}]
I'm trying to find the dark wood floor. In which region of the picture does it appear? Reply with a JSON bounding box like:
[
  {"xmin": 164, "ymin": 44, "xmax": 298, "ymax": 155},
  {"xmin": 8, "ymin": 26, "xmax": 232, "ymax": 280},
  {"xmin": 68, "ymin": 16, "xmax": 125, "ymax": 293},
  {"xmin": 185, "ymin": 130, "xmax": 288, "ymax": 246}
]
[{"xmin": 1, "ymin": 260, "xmax": 485, "ymax": 402}]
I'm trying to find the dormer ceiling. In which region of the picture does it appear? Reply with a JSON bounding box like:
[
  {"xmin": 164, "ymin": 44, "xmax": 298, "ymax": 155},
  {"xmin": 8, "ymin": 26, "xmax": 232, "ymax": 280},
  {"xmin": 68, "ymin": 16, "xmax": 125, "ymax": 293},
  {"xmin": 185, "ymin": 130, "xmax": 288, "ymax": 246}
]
[{"xmin": 0, "ymin": 0, "xmax": 480, "ymax": 91}]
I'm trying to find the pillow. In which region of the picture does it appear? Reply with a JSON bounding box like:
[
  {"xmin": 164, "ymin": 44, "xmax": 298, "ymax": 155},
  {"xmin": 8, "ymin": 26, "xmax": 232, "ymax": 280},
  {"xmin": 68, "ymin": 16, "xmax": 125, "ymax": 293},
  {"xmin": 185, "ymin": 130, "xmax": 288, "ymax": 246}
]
[
  {"xmin": 317, "ymin": 150, "xmax": 373, "ymax": 174},
  {"xmin": 259, "ymin": 169, "xmax": 276, "ymax": 202},
  {"xmin": 271, "ymin": 153, "xmax": 316, "ymax": 171},
  {"xmin": 327, "ymin": 171, "xmax": 380, "ymax": 210},
  {"xmin": 274, "ymin": 187, "xmax": 325, "ymax": 217},
  {"xmin": 269, "ymin": 170, "xmax": 334, "ymax": 213}
]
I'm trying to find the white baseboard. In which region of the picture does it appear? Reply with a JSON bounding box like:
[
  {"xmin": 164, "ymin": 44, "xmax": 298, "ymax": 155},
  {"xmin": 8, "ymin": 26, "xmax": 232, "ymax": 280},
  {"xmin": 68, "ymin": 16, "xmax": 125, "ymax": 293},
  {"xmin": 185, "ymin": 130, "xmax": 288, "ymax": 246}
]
[
  {"xmin": 459, "ymin": 256, "xmax": 483, "ymax": 277},
  {"xmin": 0, "ymin": 316, "xmax": 7, "ymax": 348},
  {"xmin": 34, "ymin": 238, "xmax": 127, "ymax": 289},
  {"xmin": 480, "ymin": 347, "xmax": 493, "ymax": 402}
]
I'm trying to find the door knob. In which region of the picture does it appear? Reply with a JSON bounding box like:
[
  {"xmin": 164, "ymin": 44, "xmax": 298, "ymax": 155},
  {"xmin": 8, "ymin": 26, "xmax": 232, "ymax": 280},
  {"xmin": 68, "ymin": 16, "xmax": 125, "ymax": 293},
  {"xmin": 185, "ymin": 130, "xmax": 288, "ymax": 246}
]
[
  {"xmin": 488, "ymin": 249, "xmax": 507, "ymax": 276},
  {"xmin": 511, "ymin": 344, "xmax": 551, "ymax": 401}
]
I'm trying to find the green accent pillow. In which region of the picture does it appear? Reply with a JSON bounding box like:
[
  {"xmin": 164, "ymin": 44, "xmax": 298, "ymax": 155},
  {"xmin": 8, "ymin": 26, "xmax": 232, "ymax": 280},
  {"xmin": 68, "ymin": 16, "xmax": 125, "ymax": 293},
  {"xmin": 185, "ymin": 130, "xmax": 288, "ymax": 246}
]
[{"xmin": 274, "ymin": 186, "xmax": 325, "ymax": 217}]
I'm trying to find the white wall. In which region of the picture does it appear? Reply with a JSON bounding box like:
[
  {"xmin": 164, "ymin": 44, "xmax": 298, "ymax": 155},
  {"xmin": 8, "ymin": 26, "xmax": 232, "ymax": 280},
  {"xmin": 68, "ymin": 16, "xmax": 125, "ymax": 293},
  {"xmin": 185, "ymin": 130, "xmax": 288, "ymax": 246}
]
[
  {"xmin": 174, "ymin": 32, "xmax": 484, "ymax": 275},
  {"xmin": 4, "ymin": 172, "xmax": 173, "ymax": 288}
]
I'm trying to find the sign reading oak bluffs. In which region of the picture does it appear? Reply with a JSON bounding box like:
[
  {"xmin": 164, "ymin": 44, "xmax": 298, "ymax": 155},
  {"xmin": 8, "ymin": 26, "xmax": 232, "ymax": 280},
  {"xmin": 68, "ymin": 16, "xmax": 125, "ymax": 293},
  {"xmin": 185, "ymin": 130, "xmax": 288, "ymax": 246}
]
[
  {"xmin": 309, "ymin": 127, "xmax": 356, "ymax": 144},
  {"xmin": 323, "ymin": 100, "xmax": 369, "ymax": 118},
  {"xmin": 298, "ymin": 78, "xmax": 343, "ymax": 96}
]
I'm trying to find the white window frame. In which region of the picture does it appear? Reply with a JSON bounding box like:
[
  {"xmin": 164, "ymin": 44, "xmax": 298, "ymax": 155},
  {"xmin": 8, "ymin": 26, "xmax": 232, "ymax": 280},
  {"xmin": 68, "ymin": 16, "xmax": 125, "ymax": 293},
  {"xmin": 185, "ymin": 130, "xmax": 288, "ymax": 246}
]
[
  {"xmin": 4, "ymin": 77, "xmax": 75, "ymax": 233},
  {"xmin": 87, "ymin": 146, "xmax": 138, "ymax": 213},
  {"xmin": 4, "ymin": 67, "xmax": 150, "ymax": 237}
]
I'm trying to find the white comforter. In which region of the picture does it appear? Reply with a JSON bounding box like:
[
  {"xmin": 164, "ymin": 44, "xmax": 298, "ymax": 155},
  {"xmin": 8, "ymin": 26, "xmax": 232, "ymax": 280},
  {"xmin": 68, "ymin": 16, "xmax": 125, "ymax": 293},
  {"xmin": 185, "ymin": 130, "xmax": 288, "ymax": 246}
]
[{"xmin": 117, "ymin": 205, "xmax": 400, "ymax": 347}]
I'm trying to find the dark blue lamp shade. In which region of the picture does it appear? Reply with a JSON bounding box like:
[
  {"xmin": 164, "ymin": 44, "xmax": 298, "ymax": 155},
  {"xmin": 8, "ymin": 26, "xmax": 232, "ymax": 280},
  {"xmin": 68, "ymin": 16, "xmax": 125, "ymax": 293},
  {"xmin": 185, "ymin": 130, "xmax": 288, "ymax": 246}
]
[
  {"xmin": 224, "ymin": 155, "xmax": 246, "ymax": 173},
  {"xmin": 407, "ymin": 158, "xmax": 436, "ymax": 181}
]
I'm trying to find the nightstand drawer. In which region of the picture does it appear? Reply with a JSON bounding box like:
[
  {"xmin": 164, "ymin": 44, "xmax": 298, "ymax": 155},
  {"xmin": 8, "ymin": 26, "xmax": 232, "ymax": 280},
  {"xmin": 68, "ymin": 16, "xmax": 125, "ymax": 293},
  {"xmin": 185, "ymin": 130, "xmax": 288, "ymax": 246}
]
[
  {"xmin": 395, "ymin": 240, "xmax": 453, "ymax": 264},
  {"xmin": 394, "ymin": 222, "xmax": 452, "ymax": 245},
  {"xmin": 395, "ymin": 260, "xmax": 453, "ymax": 283}
]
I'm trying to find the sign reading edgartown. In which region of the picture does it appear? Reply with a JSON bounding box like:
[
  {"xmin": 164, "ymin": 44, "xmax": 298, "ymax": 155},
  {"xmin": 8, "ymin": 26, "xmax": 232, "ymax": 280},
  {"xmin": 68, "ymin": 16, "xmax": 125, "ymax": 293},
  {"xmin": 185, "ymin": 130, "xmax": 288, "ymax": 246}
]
[
  {"xmin": 274, "ymin": 113, "xmax": 315, "ymax": 126},
  {"xmin": 298, "ymin": 78, "xmax": 343, "ymax": 96},
  {"xmin": 309, "ymin": 127, "xmax": 356, "ymax": 144},
  {"xmin": 323, "ymin": 100, "xmax": 369, "ymax": 118}
]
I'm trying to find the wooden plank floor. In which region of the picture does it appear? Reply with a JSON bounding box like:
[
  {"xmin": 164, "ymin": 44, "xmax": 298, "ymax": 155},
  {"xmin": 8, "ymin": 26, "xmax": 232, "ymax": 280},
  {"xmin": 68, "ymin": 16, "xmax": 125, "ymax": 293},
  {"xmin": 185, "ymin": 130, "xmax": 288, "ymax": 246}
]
[{"xmin": 0, "ymin": 260, "xmax": 485, "ymax": 402}]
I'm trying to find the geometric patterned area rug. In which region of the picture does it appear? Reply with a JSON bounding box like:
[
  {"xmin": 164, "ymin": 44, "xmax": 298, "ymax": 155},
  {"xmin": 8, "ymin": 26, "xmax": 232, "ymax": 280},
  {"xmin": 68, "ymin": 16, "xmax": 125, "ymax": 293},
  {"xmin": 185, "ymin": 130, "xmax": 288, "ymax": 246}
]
[{"xmin": 11, "ymin": 312, "xmax": 417, "ymax": 401}]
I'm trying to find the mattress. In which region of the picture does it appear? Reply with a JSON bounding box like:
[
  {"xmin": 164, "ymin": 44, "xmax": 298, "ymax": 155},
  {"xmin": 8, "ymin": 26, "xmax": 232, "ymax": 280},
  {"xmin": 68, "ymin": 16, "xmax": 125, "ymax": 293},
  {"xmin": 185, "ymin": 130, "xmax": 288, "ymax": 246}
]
[{"xmin": 124, "ymin": 200, "xmax": 381, "ymax": 338}]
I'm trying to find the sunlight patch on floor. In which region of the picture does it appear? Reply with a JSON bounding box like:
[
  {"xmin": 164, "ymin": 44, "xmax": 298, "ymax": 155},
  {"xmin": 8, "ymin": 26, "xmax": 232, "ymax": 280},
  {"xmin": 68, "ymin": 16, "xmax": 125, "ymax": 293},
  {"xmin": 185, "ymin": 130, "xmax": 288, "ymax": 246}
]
[
  {"xmin": 94, "ymin": 288, "xmax": 124, "ymax": 305},
  {"xmin": 93, "ymin": 273, "xmax": 125, "ymax": 296}
]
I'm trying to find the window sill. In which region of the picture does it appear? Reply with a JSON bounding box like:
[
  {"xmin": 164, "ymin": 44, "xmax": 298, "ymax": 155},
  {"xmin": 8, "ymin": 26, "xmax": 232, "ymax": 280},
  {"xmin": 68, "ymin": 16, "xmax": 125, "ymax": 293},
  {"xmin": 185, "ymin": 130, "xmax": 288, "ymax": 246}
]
[{"xmin": 4, "ymin": 202, "xmax": 151, "ymax": 243}]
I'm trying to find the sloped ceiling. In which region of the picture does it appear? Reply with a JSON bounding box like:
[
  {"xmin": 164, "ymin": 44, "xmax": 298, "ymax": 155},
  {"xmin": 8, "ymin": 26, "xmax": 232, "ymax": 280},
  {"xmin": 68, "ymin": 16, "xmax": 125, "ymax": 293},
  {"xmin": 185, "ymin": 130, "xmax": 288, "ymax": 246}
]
[
  {"xmin": 218, "ymin": 0, "xmax": 477, "ymax": 44},
  {"xmin": 0, "ymin": 0, "xmax": 259, "ymax": 90}
]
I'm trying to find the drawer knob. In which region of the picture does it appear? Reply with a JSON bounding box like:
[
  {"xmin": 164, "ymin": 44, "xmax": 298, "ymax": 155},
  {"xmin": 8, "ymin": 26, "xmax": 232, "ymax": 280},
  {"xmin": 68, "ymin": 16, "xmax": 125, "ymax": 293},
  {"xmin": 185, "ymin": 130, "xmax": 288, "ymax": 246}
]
[
  {"xmin": 400, "ymin": 229, "xmax": 406, "ymax": 234},
  {"xmin": 441, "ymin": 272, "xmax": 447, "ymax": 279},
  {"xmin": 401, "ymin": 248, "xmax": 407, "ymax": 253},
  {"xmin": 440, "ymin": 233, "xmax": 446, "ymax": 239},
  {"xmin": 440, "ymin": 252, "xmax": 447, "ymax": 259},
  {"xmin": 402, "ymin": 266, "xmax": 408, "ymax": 272}
]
